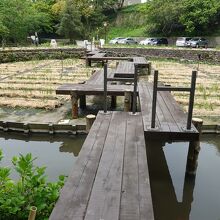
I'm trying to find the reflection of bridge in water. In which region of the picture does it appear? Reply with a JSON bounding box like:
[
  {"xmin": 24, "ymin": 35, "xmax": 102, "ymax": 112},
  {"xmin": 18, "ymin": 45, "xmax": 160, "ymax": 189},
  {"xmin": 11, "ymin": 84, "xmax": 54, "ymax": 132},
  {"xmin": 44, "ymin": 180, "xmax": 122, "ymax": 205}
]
[{"xmin": 147, "ymin": 141, "xmax": 197, "ymax": 220}]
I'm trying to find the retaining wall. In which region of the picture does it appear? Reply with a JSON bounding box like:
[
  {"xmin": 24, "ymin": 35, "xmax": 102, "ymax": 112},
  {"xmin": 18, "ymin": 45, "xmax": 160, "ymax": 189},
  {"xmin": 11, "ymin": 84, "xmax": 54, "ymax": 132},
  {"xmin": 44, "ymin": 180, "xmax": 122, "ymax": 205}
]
[
  {"xmin": 103, "ymin": 47, "xmax": 220, "ymax": 64},
  {"xmin": 0, "ymin": 48, "xmax": 85, "ymax": 63},
  {"xmin": 0, "ymin": 121, "xmax": 86, "ymax": 135}
]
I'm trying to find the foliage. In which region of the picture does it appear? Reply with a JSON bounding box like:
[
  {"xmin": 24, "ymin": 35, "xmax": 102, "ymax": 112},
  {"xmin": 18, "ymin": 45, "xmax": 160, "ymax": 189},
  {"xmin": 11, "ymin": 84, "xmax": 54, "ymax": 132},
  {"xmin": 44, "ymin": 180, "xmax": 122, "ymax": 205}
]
[
  {"xmin": 0, "ymin": 0, "xmax": 54, "ymax": 43},
  {"xmin": 179, "ymin": 0, "xmax": 220, "ymax": 35},
  {"xmin": 56, "ymin": 0, "xmax": 83, "ymax": 42},
  {"xmin": 144, "ymin": 0, "xmax": 220, "ymax": 36},
  {"xmin": 0, "ymin": 149, "xmax": 66, "ymax": 220},
  {"xmin": 145, "ymin": 0, "xmax": 183, "ymax": 36}
]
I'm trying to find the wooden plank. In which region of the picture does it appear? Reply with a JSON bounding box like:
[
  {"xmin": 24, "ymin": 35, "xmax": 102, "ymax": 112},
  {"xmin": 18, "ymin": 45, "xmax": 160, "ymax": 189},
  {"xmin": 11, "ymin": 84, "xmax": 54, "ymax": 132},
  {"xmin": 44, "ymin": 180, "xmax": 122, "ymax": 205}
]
[
  {"xmin": 120, "ymin": 113, "xmax": 154, "ymax": 220},
  {"xmin": 132, "ymin": 57, "xmax": 148, "ymax": 66},
  {"xmin": 49, "ymin": 112, "xmax": 112, "ymax": 220},
  {"xmin": 84, "ymin": 111, "xmax": 127, "ymax": 220},
  {"xmin": 120, "ymin": 113, "xmax": 139, "ymax": 220},
  {"xmin": 159, "ymin": 91, "xmax": 198, "ymax": 139},
  {"xmin": 114, "ymin": 61, "xmax": 135, "ymax": 78},
  {"xmin": 56, "ymin": 84, "xmax": 134, "ymax": 96},
  {"xmin": 136, "ymin": 115, "xmax": 154, "ymax": 220},
  {"xmin": 138, "ymin": 82, "xmax": 160, "ymax": 130},
  {"xmin": 87, "ymin": 68, "xmax": 115, "ymax": 85}
]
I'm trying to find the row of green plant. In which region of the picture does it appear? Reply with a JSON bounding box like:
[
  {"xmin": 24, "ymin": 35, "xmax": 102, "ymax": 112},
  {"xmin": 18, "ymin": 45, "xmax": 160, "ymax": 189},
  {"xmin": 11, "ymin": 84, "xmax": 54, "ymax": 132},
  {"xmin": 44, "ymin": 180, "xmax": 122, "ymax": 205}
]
[{"xmin": 0, "ymin": 149, "xmax": 65, "ymax": 220}]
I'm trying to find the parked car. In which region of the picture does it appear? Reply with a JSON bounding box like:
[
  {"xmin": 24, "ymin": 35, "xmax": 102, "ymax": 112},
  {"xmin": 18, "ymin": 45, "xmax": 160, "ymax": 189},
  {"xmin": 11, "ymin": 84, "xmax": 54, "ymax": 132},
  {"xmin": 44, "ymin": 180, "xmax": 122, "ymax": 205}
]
[
  {"xmin": 150, "ymin": 38, "xmax": 168, "ymax": 46},
  {"xmin": 109, "ymin": 37, "xmax": 125, "ymax": 44},
  {"xmin": 139, "ymin": 38, "xmax": 156, "ymax": 45},
  {"xmin": 118, "ymin": 38, "xmax": 138, "ymax": 45},
  {"xmin": 176, "ymin": 37, "xmax": 191, "ymax": 47},
  {"xmin": 187, "ymin": 37, "xmax": 208, "ymax": 48}
]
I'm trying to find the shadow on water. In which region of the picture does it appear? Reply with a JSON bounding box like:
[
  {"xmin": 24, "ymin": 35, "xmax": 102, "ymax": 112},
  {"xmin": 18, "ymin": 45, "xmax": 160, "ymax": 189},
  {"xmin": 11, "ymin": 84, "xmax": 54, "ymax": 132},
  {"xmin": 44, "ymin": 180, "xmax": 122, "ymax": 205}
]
[
  {"xmin": 146, "ymin": 135, "xmax": 220, "ymax": 220},
  {"xmin": 0, "ymin": 132, "xmax": 86, "ymax": 181}
]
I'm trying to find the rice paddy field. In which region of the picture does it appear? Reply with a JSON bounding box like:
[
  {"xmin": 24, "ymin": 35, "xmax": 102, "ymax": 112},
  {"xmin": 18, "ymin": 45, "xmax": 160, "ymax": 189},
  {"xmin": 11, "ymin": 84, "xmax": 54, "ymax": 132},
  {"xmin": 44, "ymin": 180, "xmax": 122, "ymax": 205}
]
[
  {"xmin": 150, "ymin": 61, "xmax": 220, "ymax": 124},
  {"xmin": 0, "ymin": 59, "xmax": 95, "ymax": 110},
  {"xmin": 0, "ymin": 58, "xmax": 219, "ymax": 125}
]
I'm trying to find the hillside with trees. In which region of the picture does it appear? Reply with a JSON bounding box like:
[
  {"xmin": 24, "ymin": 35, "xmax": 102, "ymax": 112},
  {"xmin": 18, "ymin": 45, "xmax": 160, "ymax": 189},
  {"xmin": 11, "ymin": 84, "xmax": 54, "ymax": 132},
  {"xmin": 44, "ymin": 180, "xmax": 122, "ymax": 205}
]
[{"xmin": 0, "ymin": 0, "xmax": 220, "ymax": 45}]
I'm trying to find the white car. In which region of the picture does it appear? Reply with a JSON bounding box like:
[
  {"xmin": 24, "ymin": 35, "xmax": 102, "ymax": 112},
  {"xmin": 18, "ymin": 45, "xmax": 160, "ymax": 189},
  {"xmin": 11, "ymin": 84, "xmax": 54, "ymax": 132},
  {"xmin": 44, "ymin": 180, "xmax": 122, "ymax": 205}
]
[
  {"xmin": 139, "ymin": 38, "xmax": 156, "ymax": 45},
  {"xmin": 109, "ymin": 37, "xmax": 125, "ymax": 44},
  {"xmin": 176, "ymin": 37, "xmax": 191, "ymax": 47}
]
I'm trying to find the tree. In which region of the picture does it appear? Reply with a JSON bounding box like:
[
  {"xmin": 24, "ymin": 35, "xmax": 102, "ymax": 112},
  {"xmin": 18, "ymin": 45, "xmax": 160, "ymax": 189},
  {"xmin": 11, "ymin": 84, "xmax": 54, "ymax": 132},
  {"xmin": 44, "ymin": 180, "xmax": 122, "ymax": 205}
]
[
  {"xmin": 180, "ymin": 0, "xmax": 220, "ymax": 35},
  {"xmin": 56, "ymin": 0, "xmax": 83, "ymax": 43},
  {"xmin": 0, "ymin": 0, "xmax": 53, "ymax": 43},
  {"xmin": 145, "ymin": 0, "xmax": 183, "ymax": 36}
]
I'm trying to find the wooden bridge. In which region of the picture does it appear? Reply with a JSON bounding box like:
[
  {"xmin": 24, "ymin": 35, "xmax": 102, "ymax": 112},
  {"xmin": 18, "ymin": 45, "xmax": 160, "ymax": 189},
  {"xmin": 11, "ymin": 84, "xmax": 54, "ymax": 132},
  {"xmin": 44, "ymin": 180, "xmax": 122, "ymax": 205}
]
[{"xmin": 50, "ymin": 52, "xmax": 199, "ymax": 220}]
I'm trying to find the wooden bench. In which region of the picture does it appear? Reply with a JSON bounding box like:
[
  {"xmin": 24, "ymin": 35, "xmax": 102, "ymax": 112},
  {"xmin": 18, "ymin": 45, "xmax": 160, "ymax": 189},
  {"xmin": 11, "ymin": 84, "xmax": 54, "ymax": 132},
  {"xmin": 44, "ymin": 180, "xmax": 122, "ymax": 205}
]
[{"xmin": 49, "ymin": 111, "xmax": 154, "ymax": 220}]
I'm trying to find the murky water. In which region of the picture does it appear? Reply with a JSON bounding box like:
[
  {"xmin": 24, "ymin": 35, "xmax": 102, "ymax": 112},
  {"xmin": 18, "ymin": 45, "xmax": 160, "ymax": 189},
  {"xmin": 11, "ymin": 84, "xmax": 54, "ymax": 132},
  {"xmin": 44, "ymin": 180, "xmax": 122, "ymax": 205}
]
[
  {"xmin": 0, "ymin": 132, "xmax": 85, "ymax": 181},
  {"xmin": 146, "ymin": 134, "xmax": 220, "ymax": 220}
]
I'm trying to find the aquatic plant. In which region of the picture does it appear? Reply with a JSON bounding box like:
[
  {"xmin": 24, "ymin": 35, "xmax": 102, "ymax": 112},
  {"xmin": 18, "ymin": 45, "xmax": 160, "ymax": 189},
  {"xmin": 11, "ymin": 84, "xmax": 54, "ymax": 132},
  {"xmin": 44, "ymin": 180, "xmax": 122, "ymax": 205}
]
[{"xmin": 0, "ymin": 149, "xmax": 65, "ymax": 220}]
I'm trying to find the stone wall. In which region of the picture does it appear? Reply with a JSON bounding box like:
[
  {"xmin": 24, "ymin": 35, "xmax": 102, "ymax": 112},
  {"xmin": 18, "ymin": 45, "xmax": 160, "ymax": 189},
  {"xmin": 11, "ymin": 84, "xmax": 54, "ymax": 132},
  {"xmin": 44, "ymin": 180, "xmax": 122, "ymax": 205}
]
[
  {"xmin": 0, "ymin": 48, "xmax": 85, "ymax": 63},
  {"xmin": 103, "ymin": 47, "xmax": 220, "ymax": 64}
]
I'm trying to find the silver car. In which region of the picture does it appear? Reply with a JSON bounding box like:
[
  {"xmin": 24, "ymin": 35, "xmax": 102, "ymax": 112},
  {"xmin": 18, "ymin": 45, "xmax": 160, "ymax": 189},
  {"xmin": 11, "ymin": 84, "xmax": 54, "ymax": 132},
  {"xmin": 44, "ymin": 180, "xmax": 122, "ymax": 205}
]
[
  {"xmin": 118, "ymin": 38, "xmax": 138, "ymax": 45},
  {"xmin": 187, "ymin": 37, "xmax": 208, "ymax": 48},
  {"xmin": 109, "ymin": 37, "xmax": 125, "ymax": 44}
]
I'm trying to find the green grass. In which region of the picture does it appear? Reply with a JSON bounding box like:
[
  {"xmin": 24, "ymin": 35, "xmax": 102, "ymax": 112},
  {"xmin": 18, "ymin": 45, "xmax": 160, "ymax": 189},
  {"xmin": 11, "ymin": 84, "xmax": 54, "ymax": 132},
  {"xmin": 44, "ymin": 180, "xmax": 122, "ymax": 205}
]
[
  {"xmin": 119, "ymin": 3, "xmax": 148, "ymax": 13},
  {"xmin": 107, "ymin": 26, "xmax": 146, "ymax": 40}
]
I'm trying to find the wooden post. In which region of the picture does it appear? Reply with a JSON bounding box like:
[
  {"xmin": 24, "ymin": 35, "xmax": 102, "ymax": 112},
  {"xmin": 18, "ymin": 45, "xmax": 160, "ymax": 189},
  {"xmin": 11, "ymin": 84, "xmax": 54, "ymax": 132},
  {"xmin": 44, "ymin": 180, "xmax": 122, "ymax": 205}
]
[
  {"xmin": 124, "ymin": 90, "xmax": 131, "ymax": 112},
  {"xmin": 186, "ymin": 118, "xmax": 203, "ymax": 175},
  {"xmin": 79, "ymin": 95, "xmax": 86, "ymax": 109},
  {"xmin": 147, "ymin": 62, "xmax": 152, "ymax": 75},
  {"xmin": 86, "ymin": 57, "xmax": 90, "ymax": 67},
  {"xmin": 28, "ymin": 206, "xmax": 37, "ymax": 220},
  {"xmin": 71, "ymin": 92, "xmax": 78, "ymax": 119},
  {"xmin": 111, "ymin": 96, "xmax": 117, "ymax": 108},
  {"xmin": 86, "ymin": 114, "xmax": 96, "ymax": 132}
]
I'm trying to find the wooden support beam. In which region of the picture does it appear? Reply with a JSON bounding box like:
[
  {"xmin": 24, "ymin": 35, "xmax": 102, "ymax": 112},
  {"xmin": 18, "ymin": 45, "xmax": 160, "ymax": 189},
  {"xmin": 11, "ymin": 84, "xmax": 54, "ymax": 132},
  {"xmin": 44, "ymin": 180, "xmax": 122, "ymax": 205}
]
[
  {"xmin": 111, "ymin": 96, "xmax": 117, "ymax": 108},
  {"xmin": 71, "ymin": 92, "xmax": 78, "ymax": 119},
  {"xmin": 186, "ymin": 118, "xmax": 203, "ymax": 175},
  {"xmin": 79, "ymin": 95, "xmax": 86, "ymax": 109},
  {"xmin": 147, "ymin": 62, "xmax": 152, "ymax": 75},
  {"xmin": 86, "ymin": 114, "xmax": 96, "ymax": 132},
  {"xmin": 124, "ymin": 91, "xmax": 131, "ymax": 112}
]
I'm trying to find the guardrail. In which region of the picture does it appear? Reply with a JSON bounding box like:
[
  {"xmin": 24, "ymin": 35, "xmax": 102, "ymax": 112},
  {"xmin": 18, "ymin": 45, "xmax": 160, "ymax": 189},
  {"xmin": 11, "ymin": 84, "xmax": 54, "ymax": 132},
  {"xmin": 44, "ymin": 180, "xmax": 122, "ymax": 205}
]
[
  {"xmin": 103, "ymin": 63, "xmax": 138, "ymax": 114},
  {"xmin": 151, "ymin": 70, "xmax": 197, "ymax": 130}
]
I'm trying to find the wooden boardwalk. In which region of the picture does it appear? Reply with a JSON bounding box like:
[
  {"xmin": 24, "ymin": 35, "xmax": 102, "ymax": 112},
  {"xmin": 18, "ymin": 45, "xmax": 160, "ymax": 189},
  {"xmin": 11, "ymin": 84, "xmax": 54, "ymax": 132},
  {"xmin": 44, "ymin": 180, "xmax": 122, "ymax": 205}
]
[
  {"xmin": 50, "ymin": 112, "xmax": 154, "ymax": 220},
  {"xmin": 51, "ymin": 54, "xmax": 200, "ymax": 220},
  {"xmin": 138, "ymin": 82, "xmax": 198, "ymax": 141}
]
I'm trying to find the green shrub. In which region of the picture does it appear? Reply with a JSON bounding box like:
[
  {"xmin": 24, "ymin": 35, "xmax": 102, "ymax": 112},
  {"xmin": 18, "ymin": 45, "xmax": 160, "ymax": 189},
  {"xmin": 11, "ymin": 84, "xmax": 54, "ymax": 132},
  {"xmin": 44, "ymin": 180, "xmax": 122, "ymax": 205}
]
[{"xmin": 0, "ymin": 149, "xmax": 66, "ymax": 220}]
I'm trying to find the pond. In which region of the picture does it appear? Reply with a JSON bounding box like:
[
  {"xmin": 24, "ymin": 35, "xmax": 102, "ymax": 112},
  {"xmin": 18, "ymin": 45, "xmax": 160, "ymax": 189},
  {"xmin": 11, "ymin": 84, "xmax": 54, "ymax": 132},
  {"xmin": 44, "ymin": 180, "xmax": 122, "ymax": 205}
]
[
  {"xmin": 0, "ymin": 132, "xmax": 86, "ymax": 181},
  {"xmin": 147, "ymin": 134, "xmax": 220, "ymax": 220}
]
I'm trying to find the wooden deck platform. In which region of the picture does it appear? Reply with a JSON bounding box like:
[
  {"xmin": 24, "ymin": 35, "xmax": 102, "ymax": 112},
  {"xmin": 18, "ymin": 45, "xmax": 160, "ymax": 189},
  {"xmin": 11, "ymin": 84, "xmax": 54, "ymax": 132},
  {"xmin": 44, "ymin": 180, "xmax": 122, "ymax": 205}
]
[
  {"xmin": 138, "ymin": 82, "xmax": 199, "ymax": 141},
  {"xmin": 56, "ymin": 68, "xmax": 134, "ymax": 96},
  {"xmin": 56, "ymin": 83, "xmax": 134, "ymax": 96},
  {"xmin": 50, "ymin": 111, "xmax": 154, "ymax": 220},
  {"xmin": 114, "ymin": 61, "xmax": 135, "ymax": 78}
]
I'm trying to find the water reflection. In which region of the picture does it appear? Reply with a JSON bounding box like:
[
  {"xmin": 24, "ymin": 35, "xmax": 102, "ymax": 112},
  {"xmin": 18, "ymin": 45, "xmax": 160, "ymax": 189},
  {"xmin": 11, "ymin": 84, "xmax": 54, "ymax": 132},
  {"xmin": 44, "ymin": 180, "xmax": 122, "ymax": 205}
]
[
  {"xmin": 146, "ymin": 135, "xmax": 220, "ymax": 220},
  {"xmin": 0, "ymin": 132, "xmax": 86, "ymax": 181}
]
